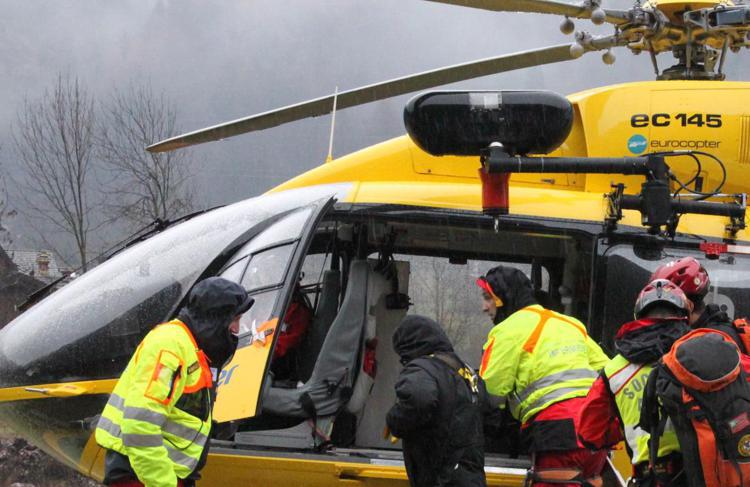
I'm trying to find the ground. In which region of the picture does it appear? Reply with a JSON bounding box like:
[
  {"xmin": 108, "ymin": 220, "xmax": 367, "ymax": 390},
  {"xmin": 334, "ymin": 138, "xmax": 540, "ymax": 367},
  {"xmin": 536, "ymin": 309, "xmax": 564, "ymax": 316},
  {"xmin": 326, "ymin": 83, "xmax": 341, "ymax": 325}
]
[{"xmin": 0, "ymin": 425, "xmax": 101, "ymax": 486}]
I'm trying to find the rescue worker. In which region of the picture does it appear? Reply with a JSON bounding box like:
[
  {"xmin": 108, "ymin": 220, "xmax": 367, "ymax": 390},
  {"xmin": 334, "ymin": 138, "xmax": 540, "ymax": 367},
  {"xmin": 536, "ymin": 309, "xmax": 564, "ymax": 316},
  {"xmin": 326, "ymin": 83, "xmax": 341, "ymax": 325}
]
[
  {"xmin": 578, "ymin": 279, "xmax": 692, "ymax": 486},
  {"xmin": 270, "ymin": 283, "xmax": 313, "ymax": 382},
  {"xmin": 386, "ymin": 315, "xmax": 487, "ymax": 487},
  {"xmin": 477, "ymin": 265, "xmax": 609, "ymax": 486},
  {"xmin": 650, "ymin": 257, "xmax": 746, "ymax": 352},
  {"xmin": 95, "ymin": 277, "xmax": 253, "ymax": 487}
]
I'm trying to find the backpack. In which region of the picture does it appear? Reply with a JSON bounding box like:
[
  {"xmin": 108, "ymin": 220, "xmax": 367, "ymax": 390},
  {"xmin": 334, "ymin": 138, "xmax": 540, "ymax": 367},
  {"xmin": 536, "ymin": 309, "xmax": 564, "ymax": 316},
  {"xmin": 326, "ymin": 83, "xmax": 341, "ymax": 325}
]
[
  {"xmin": 641, "ymin": 328, "xmax": 750, "ymax": 487},
  {"xmin": 410, "ymin": 353, "xmax": 486, "ymax": 486}
]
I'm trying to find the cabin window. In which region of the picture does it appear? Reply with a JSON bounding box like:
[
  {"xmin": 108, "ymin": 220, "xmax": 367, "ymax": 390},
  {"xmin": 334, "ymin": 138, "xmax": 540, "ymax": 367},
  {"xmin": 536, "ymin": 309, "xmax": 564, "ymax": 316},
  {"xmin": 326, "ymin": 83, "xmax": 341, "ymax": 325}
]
[
  {"xmin": 703, "ymin": 256, "xmax": 750, "ymax": 319},
  {"xmin": 214, "ymin": 208, "xmax": 323, "ymax": 334},
  {"xmin": 237, "ymin": 289, "xmax": 279, "ymax": 337},
  {"xmin": 220, "ymin": 255, "xmax": 249, "ymax": 284},
  {"xmin": 299, "ymin": 251, "xmax": 335, "ymax": 288},
  {"xmin": 219, "ymin": 256, "xmax": 281, "ymax": 336},
  {"xmin": 597, "ymin": 243, "xmax": 750, "ymax": 349},
  {"xmin": 220, "ymin": 208, "xmax": 311, "ymax": 282},
  {"xmin": 395, "ymin": 256, "xmax": 539, "ymax": 364},
  {"xmin": 241, "ymin": 244, "xmax": 295, "ymax": 292}
]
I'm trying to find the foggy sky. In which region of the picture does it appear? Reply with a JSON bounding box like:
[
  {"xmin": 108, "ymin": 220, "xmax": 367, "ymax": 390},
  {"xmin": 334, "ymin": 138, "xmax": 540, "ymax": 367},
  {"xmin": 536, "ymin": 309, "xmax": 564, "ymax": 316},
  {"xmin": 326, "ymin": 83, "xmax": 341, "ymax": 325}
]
[{"xmin": 2, "ymin": 0, "xmax": 749, "ymax": 256}]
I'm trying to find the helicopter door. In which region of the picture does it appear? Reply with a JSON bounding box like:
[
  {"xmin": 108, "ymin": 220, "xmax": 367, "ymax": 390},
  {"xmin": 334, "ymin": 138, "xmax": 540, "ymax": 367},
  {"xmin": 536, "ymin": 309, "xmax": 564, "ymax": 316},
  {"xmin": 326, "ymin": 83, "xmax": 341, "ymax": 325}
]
[{"xmin": 212, "ymin": 196, "xmax": 335, "ymax": 422}]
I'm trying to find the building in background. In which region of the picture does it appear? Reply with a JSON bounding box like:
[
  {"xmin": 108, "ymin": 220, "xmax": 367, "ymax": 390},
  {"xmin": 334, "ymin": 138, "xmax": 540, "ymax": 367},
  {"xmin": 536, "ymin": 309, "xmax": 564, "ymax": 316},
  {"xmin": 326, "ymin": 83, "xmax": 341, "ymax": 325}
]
[{"xmin": 6, "ymin": 249, "xmax": 69, "ymax": 284}]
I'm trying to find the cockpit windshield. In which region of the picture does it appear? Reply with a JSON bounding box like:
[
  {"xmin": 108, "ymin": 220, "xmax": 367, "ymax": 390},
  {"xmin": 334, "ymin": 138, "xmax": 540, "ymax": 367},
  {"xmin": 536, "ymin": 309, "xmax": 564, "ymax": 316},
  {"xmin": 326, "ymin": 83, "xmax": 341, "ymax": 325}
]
[{"xmin": 0, "ymin": 184, "xmax": 349, "ymax": 387}]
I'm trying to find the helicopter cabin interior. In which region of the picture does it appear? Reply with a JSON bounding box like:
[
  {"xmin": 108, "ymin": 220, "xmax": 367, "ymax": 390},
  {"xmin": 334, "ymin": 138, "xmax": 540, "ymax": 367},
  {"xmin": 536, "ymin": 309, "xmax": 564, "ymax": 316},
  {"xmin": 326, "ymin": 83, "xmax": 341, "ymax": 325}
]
[{"xmin": 206, "ymin": 196, "xmax": 750, "ymax": 465}]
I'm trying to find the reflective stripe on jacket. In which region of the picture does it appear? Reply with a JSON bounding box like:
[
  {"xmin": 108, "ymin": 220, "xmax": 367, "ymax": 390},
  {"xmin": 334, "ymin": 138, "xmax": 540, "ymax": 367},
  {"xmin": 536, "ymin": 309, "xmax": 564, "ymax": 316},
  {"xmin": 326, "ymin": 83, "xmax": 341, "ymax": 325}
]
[
  {"xmin": 604, "ymin": 354, "xmax": 680, "ymax": 465},
  {"xmin": 480, "ymin": 305, "xmax": 608, "ymax": 424},
  {"xmin": 96, "ymin": 319, "xmax": 213, "ymax": 487}
]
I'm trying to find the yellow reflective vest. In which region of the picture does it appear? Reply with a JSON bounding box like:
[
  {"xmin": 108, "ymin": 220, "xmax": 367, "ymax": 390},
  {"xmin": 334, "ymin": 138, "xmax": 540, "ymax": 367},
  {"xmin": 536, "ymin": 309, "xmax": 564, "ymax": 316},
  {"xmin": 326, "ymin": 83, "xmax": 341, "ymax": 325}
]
[
  {"xmin": 96, "ymin": 319, "xmax": 214, "ymax": 487},
  {"xmin": 604, "ymin": 354, "xmax": 680, "ymax": 465},
  {"xmin": 480, "ymin": 305, "xmax": 608, "ymax": 424}
]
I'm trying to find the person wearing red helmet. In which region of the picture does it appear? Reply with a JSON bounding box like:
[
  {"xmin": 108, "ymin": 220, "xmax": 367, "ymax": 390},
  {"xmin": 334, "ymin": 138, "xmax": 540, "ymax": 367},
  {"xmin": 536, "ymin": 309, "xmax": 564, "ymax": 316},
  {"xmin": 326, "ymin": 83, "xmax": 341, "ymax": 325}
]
[
  {"xmin": 579, "ymin": 279, "xmax": 692, "ymax": 486},
  {"xmin": 650, "ymin": 257, "xmax": 745, "ymax": 353}
]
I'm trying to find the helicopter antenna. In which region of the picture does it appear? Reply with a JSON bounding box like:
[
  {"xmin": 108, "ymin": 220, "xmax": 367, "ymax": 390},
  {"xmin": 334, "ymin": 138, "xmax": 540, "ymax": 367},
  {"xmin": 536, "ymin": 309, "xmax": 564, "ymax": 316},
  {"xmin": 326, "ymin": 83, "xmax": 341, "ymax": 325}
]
[
  {"xmin": 646, "ymin": 40, "xmax": 659, "ymax": 77},
  {"xmin": 718, "ymin": 38, "xmax": 728, "ymax": 77},
  {"xmin": 326, "ymin": 86, "xmax": 338, "ymax": 163}
]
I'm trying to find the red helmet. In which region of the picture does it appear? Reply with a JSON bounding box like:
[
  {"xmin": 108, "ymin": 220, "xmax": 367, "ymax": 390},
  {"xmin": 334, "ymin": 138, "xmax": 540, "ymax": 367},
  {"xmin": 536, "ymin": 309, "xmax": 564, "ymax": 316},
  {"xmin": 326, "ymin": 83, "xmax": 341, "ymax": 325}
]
[
  {"xmin": 650, "ymin": 257, "xmax": 709, "ymax": 300},
  {"xmin": 634, "ymin": 279, "xmax": 693, "ymax": 319}
]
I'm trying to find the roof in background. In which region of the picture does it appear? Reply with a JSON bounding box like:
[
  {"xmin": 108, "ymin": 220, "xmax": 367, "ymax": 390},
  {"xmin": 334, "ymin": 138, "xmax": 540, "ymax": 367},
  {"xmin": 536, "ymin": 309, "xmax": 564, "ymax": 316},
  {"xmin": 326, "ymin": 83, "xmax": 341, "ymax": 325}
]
[{"xmin": 6, "ymin": 249, "xmax": 67, "ymax": 284}]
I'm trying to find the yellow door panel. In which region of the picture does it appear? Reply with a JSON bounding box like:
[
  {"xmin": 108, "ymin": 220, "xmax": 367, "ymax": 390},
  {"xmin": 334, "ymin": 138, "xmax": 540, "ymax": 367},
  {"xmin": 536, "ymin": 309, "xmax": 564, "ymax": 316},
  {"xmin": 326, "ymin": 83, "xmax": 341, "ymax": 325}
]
[{"xmin": 213, "ymin": 318, "xmax": 278, "ymax": 422}]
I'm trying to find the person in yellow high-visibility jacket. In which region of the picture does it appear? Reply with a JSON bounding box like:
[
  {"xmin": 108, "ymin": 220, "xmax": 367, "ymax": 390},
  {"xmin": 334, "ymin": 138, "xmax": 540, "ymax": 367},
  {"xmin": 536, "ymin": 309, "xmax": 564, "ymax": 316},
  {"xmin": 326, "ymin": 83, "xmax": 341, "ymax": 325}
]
[
  {"xmin": 476, "ymin": 265, "xmax": 609, "ymax": 486},
  {"xmin": 578, "ymin": 279, "xmax": 692, "ymax": 486},
  {"xmin": 96, "ymin": 277, "xmax": 253, "ymax": 487}
]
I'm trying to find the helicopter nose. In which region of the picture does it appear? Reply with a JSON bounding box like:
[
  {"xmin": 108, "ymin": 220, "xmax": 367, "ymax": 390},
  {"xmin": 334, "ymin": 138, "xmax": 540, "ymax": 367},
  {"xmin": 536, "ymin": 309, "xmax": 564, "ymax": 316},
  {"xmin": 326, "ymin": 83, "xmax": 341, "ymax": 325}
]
[{"xmin": 0, "ymin": 331, "xmax": 109, "ymax": 473}]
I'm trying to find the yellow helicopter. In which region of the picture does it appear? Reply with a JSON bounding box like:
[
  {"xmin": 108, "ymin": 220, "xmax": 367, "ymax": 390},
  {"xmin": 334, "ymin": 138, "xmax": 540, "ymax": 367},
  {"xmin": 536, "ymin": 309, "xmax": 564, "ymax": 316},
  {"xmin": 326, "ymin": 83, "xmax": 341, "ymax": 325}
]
[{"xmin": 2, "ymin": 0, "xmax": 750, "ymax": 485}]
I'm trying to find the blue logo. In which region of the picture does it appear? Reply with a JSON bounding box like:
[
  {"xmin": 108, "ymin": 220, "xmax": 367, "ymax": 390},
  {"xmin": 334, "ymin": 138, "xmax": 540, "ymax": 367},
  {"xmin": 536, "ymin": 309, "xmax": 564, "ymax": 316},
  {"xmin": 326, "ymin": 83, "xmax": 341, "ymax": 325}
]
[
  {"xmin": 216, "ymin": 365, "xmax": 239, "ymax": 387},
  {"xmin": 627, "ymin": 134, "xmax": 648, "ymax": 154}
]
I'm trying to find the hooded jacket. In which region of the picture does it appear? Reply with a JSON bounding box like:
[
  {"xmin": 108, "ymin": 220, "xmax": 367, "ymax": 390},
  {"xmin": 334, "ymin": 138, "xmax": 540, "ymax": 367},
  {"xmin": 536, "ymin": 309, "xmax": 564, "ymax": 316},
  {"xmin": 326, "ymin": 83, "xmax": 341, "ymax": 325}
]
[
  {"xmin": 692, "ymin": 303, "xmax": 746, "ymax": 353},
  {"xmin": 614, "ymin": 317, "xmax": 690, "ymax": 364},
  {"xmin": 480, "ymin": 266, "xmax": 537, "ymax": 323},
  {"xmin": 386, "ymin": 315, "xmax": 487, "ymax": 487},
  {"xmin": 177, "ymin": 276, "xmax": 253, "ymax": 367}
]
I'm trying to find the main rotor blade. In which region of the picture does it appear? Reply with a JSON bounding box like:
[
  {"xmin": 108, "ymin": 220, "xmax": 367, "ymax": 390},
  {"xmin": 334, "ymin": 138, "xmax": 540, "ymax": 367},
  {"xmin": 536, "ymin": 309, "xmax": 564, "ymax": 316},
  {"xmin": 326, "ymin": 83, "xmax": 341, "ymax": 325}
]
[
  {"xmin": 149, "ymin": 44, "xmax": 581, "ymax": 152},
  {"xmin": 425, "ymin": 0, "xmax": 630, "ymax": 25}
]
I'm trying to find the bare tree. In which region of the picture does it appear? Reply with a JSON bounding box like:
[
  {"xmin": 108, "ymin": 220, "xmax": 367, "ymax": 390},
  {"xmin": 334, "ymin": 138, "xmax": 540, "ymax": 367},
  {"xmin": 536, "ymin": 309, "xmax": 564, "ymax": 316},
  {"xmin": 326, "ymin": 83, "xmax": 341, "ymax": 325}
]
[
  {"xmin": 0, "ymin": 174, "xmax": 15, "ymax": 250},
  {"xmin": 12, "ymin": 75, "xmax": 100, "ymax": 271},
  {"xmin": 97, "ymin": 83, "xmax": 195, "ymax": 228},
  {"xmin": 0, "ymin": 155, "xmax": 15, "ymax": 249}
]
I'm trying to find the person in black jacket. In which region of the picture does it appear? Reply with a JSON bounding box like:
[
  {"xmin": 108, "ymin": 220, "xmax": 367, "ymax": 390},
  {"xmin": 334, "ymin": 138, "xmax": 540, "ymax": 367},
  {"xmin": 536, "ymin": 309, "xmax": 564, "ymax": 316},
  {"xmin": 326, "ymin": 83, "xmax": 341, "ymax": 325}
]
[{"xmin": 386, "ymin": 315, "xmax": 487, "ymax": 487}]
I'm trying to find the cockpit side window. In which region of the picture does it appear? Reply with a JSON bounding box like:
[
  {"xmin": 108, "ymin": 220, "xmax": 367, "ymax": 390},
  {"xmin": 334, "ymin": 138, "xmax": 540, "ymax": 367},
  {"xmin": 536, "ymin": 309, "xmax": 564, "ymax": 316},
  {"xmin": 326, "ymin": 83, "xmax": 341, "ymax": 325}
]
[
  {"xmin": 220, "ymin": 256, "xmax": 249, "ymax": 284},
  {"xmin": 236, "ymin": 289, "xmax": 279, "ymax": 337},
  {"xmin": 216, "ymin": 208, "xmax": 314, "ymax": 337},
  {"xmin": 219, "ymin": 257, "xmax": 280, "ymax": 337},
  {"xmin": 241, "ymin": 244, "xmax": 295, "ymax": 292}
]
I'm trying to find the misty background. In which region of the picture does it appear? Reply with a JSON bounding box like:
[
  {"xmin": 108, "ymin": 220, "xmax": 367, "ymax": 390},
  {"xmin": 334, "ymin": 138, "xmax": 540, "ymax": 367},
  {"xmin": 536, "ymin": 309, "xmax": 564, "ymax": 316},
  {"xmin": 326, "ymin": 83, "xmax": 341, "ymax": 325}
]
[{"xmin": 2, "ymin": 0, "xmax": 749, "ymax": 267}]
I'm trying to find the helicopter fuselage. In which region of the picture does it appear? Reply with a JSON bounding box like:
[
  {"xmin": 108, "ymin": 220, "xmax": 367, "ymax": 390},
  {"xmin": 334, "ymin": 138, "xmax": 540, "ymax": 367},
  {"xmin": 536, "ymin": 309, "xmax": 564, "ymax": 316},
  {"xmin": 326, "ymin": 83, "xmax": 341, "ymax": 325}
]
[{"xmin": 1, "ymin": 79, "xmax": 749, "ymax": 486}]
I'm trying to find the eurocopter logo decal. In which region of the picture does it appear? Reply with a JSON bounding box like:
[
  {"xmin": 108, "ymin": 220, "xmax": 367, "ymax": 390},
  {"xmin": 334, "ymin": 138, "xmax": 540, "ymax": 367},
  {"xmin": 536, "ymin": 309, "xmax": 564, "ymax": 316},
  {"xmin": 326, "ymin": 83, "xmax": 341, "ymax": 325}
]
[{"xmin": 627, "ymin": 134, "xmax": 648, "ymax": 154}]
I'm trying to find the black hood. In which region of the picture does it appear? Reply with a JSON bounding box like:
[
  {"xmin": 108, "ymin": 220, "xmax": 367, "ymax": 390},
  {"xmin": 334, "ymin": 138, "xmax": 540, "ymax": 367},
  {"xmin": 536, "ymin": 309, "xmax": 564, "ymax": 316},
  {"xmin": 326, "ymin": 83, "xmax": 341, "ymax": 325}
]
[
  {"xmin": 690, "ymin": 302, "xmax": 746, "ymax": 353},
  {"xmin": 614, "ymin": 317, "xmax": 690, "ymax": 363},
  {"xmin": 392, "ymin": 315, "xmax": 454, "ymax": 363},
  {"xmin": 482, "ymin": 266, "xmax": 537, "ymax": 323},
  {"xmin": 693, "ymin": 302, "xmax": 732, "ymax": 329},
  {"xmin": 178, "ymin": 277, "xmax": 253, "ymax": 367}
]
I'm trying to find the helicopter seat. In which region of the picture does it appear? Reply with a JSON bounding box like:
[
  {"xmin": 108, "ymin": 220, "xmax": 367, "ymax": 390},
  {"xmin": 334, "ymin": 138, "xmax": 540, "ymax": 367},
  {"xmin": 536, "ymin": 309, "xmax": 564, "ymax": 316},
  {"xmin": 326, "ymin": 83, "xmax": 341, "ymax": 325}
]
[
  {"xmin": 344, "ymin": 259, "xmax": 395, "ymax": 415},
  {"xmin": 261, "ymin": 259, "xmax": 373, "ymax": 421},
  {"xmin": 350, "ymin": 260, "xmax": 409, "ymax": 448}
]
